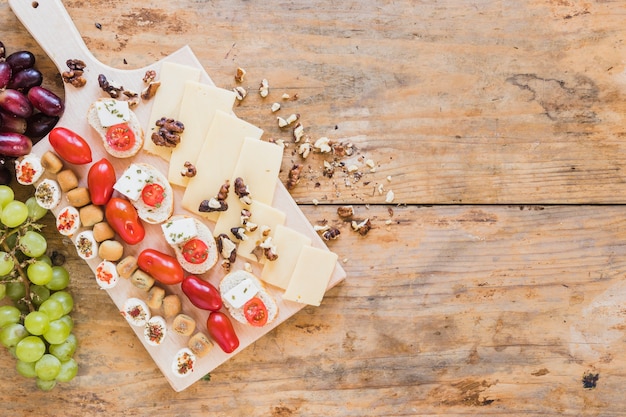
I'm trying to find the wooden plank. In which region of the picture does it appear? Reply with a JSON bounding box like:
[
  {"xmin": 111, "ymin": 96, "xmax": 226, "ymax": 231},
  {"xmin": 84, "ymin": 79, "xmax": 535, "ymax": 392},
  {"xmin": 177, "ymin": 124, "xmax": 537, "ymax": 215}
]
[{"xmin": 3, "ymin": 190, "xmax": 626, "ymax": 415}]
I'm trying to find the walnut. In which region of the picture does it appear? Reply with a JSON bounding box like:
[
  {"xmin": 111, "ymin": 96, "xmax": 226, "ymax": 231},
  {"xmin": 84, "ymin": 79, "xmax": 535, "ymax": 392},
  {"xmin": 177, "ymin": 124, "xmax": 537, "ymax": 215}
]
[
  {"xmin": 259, "ymin": 237, "xmax": 278, "ymax": 261},
  {"xmin": 198, "ymin": 181, "xmax": 229, "ymax": 213},
  {"xmin": 271, "ymin": 102, "xmax": 281, "ymax": 112},
  {"xmin": 240, "ymin": 208, "xmax": 252, "ymax": 224},
  {"xmin": 151, "ymin": 117, "xmax": 184, "ymax": 148},
  {"xmin": 97, "ymin": 73, "xmax": 124, "ymax": 98},
  {"xmin": 287, "ymin": 164, "xmax": 302, "ymax": 190},
  {"xmin": 234, "ymin": 177, "xmax": 251, "ymax": 205},
  {"xmin": 233, "ymin": 86, "xmax": 247, "ymax": 101},
  {"xmin": 217, "ymin": 234, "xmax": 237, "ymax": 263},
  {"xmin": 230, "ymin": 227, "xmax": 247, "ymax": 241},
  {"xmin": 337, "ymin": 205, "xmax": 354, "ymax": 218},
  {"xmin": 62, "ymin": 59, "xmax": 87, "ymax": 87},
  {"xmin": 351, "ymin": 218, "xmax": 371, "ymax": 236},
  {"xmin": 298, "ymin": 142, "xmax": 311, "ymax": 159},
  {"xmin": 180, "ymin": 161, "xmax": 197, "ymax": 178},
  {"xmin": 123, "ymin": 89, "xmax": 140, "ymax": 107},
  {"xmin": 259, "ymin": 79, "xmax": 269, "ymax": 98},
  {"xmin": 293, "ymin": 123, "xmax": 304, "ymax": 142},
  {"xmin": 235, "ymin": 67, "xmax": 246, "ymax": 83},
  {"xmin": 322, "ymin": 227, "xmax": 341, "ymax": 241},
  {"xmin": 141, "ymin": 81, "xmax": 161, "ymax": 100},
  {"xmin": 143, "ymin": 70, "xmax": 157, "ymax": 83}
]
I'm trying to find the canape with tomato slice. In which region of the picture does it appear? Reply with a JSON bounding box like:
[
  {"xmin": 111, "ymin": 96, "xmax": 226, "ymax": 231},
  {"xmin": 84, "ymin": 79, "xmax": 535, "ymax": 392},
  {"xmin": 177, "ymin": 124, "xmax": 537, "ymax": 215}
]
[
  {"xmin": 219, "ymin": 269, "xmax": 278, "ymax": 328},
  {"xmin": 161, "ymin": 215, "xmax": 218, "ymax": 274}
]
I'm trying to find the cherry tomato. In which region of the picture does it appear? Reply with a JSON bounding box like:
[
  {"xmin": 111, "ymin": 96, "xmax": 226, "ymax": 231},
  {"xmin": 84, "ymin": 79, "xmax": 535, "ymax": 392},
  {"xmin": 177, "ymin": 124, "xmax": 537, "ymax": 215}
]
[
  {"xmin": 141, "ymin": 183, "xmax": 165, "ymax": 207},
  {"xmin": 104, "ymin": 197, "xmax": 145, "ymax": 245},
  {"xmin": 181, "ymin": 239, "xmax": 209, "ymax": 264},
  {"xmin": 137, "ymin": 248, "xmax": 184, "ymax": 285},
  {"xmin": 105, "ymin": 123, "xmax": 135, "ymax": 152},
  {"xmin": 181, "ymin": 275, "xmax": 222, "ymax": 311},
  {"xmin": 88, "ymin": 158, "xmax": 116, "ymax": 206},
  {"xmin": 48, "ymin": 127, "xmax": 92, "ymax": 164},
  {"xmin": 243, "ymin": 297, "xmax": 268, "ymax": 327},
  {"xmin": 207, "ymin": 311, "xmax": 239, "ymax": 354}
]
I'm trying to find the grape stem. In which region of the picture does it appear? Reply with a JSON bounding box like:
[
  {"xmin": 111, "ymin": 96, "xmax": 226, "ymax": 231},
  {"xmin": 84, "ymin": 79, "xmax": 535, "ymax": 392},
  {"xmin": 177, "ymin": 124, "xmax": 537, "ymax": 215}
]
[{"xmin": 0, "ymin": 221, "xmax": 39, "ymax": 313}]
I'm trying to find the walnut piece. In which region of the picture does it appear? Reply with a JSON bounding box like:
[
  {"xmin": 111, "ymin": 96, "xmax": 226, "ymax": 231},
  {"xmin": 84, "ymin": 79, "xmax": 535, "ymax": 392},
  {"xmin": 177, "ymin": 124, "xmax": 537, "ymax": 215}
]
[
  {"xmin": 234, "ymin": 177, "xmax": 251, "ymax": 205},
  {"xmin": 62, "ymin": 59, "xmax": 87, "ymax": 87},
  {"xmin": 235, "ymin": 67, "xmax": 246, "ymax": 83},
  {"xmin": 199, "ymin": 181, "xmax": 229, "ymax": 213},
  {"xmin": 287, "ymin": 164, "xmax": 303, "ymax": 190},
  {"xmin": 322, "ymin": 227, "xmax": 341, "ymax": 241},
  {"xmin": 180, "ymin": 161, "xmax": 197, "ymax": 178},
  {"xmin": 151, "ymin": 117, "xmax": 184, "ymax": 148},
  {"xmin": 217, "ymin": 234, "xmax": 237, "ymax": 263},
  {"xmin": 337, "ymin": 205, "xmax": 354, "ymax": 219},
  {"xmin": 143, "ymin": 70, "xmax": 157, "ymax": 83},
  {"xmin": 259, "ymin": 79, "xmax": 269, "ymax": 98},
  {"xmin": 141, "ymin": 81, "xmax": 161, "ymax": 100}
]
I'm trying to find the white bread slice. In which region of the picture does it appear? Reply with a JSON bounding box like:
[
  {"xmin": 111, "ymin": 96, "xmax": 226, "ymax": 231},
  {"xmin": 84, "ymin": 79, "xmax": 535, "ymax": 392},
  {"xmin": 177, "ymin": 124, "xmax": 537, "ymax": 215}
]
[
  {"xmin": 87, "ymin": 98, "xmax": 144, "ymax": 158},
  {"xmin": 130, "ymin": 163, "xmax": 174, "ymax": 224},
  {"xmin": 219, "ymin": 270, "xmax": 278, "ymax": 327},
  {"xmin": 166, "ymin": 215, "xmax": 218, "ymax": 274}
]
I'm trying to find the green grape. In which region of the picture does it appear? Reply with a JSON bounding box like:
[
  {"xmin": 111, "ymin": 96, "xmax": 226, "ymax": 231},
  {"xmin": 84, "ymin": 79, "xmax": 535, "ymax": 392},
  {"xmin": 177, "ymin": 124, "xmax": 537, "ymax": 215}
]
[
  {"xmin": 27, "ymin": 261, "xmax": 53, "ymax": 286},
  {"xmin": 43, "ymin": 318, "xmax": 70, "ymax": 345},
  {"xmin": 0, "ymin": 323, "xmax": 28, "ymax": 347},
  {"xmin": 25, "ymin": 196, "xmax": 47, "ymax": 221},
  {"xmin": 35, "ymin": 354, "xmax": 61, "ymax": 381},
  {"xmin": 15, "ymin": 335, "xmax": 46, "ymax": 363},
  {"xmin": 0, "ymin": 282, "xmax": 5, "ymax": 300},
  {"xmin": 24, "ymin": 311, "xmax": 50, "ymax": 336},
  {"xmin": 0, "ymin": 251, "xmax": 15, "ymax": 276},
  {"xmin": 16, "ymin": 359, "xmax": 37, "ymax": 378},
  {"xmin": 30, "ymin": 284, "xmax": 50, "ymax": 306},
  {"xmin": 46, "ymin": 266, "xmax": 70, "ymax": 291},
  {"xmin": 1, "ymin": 200, "xmax": 29, "ymax": 228},
  {"xmin": 36, "ymin": 378, "xmax": 56, "ymax": 391},
  {"xmin": 5, "ymin": 281, "xmax": 25, "ymax": 301},
  {"xmin": 0, "ymin": 185, "xmax": 14, "ymax": 208},
  {"xmin": 19, "ymin": 231, "xmax": 47, "ymax": 258},
  {"xmin": 57, "ymin": 314, "xmax": 74, "ymax": 332},
  {"xmin": 55, "ymin": 357, "xmax": 78, "ymax": 382},
  {"xmin": 36, "ymin": 254, "xmax": 52, "ymax": 266},
  {"xmin": 49, "ymin": 333, "xmax": 76, "ymax": 362},
  {"xmin": 0, "ymin": 305, "xmax": 21, "ymax": 327},
  {"xmin": 49, "ymin": 291, "xmax": 73, "ymax": 315},
  {"xmin": 39, "ymin": 298, "xmax": 64, "ymax": 321}
]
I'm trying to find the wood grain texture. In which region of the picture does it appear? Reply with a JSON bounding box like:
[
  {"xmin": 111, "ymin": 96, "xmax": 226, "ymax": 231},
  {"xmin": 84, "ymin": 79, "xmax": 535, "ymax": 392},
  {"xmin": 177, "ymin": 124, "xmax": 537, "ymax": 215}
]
[{"xmin": 2, "ymin": 0, "xmax": 626, "ymax": 415}]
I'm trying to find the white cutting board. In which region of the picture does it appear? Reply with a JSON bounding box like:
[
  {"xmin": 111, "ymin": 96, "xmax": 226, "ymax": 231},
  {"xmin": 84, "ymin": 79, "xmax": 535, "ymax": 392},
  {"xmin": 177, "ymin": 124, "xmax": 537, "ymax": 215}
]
[{"xmin": 9, "ymin": 0, "xmax": 346, "ymax": 392}]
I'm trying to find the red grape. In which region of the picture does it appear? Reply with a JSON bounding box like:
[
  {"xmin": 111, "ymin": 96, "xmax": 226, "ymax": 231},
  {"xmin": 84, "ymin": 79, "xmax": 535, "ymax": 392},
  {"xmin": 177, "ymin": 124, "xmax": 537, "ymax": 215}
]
[
  {"xmin": 6, "ymin": 51, "xmax": 35, "ymax": 73},
  {"xmin": 0, "ymin": 62, "xmax": 11, "ymax": 90},
  {"xmin": 0, "ymin": 111, "xmax": 27, "ymax": 134},
  {"xmin": 0, "ymin": 89, "xmax": 33, "ymax": 119},
  {"xmin": 25, "ymin": 113, "xmax": 59, "ymax": 140},
  {"xmin": 0, "ymin": 132, "xmax": 32, "ymax": 157},
  {"xmin": 8, "ymin": 68, "xmax": 43, "ymax": 91},
  {"xmin": 27, "ymin": 86, "xmax": 63, "ymax": 117}
]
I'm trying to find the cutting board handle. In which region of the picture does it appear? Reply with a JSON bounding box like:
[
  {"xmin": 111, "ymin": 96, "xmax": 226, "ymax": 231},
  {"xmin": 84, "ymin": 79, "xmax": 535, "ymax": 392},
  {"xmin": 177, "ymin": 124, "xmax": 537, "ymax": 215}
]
[{"xmin": 9, "ymin": 0, "xmax": 98, "ymax": 73}]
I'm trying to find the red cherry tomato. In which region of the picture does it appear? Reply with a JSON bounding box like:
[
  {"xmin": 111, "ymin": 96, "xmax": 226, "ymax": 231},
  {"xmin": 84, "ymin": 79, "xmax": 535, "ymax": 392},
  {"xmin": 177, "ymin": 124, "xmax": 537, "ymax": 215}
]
[
  {"xmin": 48, "ymin": 127, "xmax": 92, "ymax": 164},
  {"xmin": 207, "ymin": 311, "xmax": 239, "ymax": 354},
  {"xmin": 141, "ymin": 183, "xmax": 165, "ymax": 207},
  {"xmin": 87, "ymin": 158, "xmax": 116, "ymax": 206},
  {"xmin": 137, "ymin": 248, "xmax": 184, "ymax": 285},
  {"xmin": 105, "ymin": 123, "xmax": 135, "ymax": 152},
  {"xmin": 181, "ymin": 275, "xmax": 222, "ymax": 311},
  {"xmin": 104, "ymin": 197, "xmax": 145, "ymax": 245},
  {"xmin": 243, "ymin": 297, "xmax": 268, "ymax": 327},
  {"xmin": 181, "ymin": 239, "xmax": 209, "ymax": 264}
]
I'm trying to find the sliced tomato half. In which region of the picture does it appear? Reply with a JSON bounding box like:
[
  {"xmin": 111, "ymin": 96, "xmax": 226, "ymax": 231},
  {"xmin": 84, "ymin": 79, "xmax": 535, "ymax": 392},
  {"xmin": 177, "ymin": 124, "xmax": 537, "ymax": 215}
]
[
  {"xmin": 181, "ymin": 238, "xmax": 209, "ymax": 264},
  {"xmin": 243, "ymin": 297, "xmax": 268, "ymax": 327},
  {"xmin": 105, "ymin": 123, "xmax": 135, "ymax": 152},
  {"xmin": 141, "ymin": 183, "xmax": 165, "ymax": 207}
]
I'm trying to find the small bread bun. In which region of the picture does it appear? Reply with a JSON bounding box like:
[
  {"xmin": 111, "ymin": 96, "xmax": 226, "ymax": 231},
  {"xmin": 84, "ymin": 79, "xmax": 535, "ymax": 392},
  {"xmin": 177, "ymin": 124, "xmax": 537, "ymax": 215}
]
[
  {"xmin": 127, "ymin": 163, "xmax": 173, "ymax": 224},
  {"xmin": 188, "ymin": 332, "xmax": 213, "ymax": 358},
  {"xmin": 219, "ymin": 270, "xmax": 278, "ymax": 327},
  {"xmin": 87, "ymin": 98, "xmax": 144, "ymax": 158},
  {"xmin": 166, "ymin": 215, "xmax": 218, "ymax": 274}
]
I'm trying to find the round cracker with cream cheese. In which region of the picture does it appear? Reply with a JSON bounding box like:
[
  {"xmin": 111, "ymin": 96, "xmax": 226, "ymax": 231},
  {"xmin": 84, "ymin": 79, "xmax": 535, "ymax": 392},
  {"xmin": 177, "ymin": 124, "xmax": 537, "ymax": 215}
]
[
  {"xmin": 219, "ymin": 270, "xmax": 278, "ymax": 327},
  {"xmin": 87, "ymin": 98, "xmax": 144, "ymax": 158}
]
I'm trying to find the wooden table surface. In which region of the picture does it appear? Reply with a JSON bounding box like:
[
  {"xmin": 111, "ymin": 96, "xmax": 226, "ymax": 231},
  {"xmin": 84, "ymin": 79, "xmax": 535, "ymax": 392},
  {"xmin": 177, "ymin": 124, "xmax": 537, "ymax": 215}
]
[{"xmin": 2, "ymin": 0, "xmax": 626, "ymax": 415}]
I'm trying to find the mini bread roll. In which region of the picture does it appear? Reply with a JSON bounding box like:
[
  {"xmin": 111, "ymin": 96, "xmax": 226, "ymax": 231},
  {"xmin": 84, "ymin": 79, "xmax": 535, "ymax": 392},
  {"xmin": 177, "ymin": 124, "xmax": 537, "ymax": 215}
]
[
  {"xmin": 147, "ymin": 286, "xmax": 165, "ymax": 310},
  {"xmin": 79, "ymin": 204, "xmax": 104, "ymax": 227},
  {"xmin": 162, "ymin": 294, "xmax": 182, "ymax": 318},
  {"xmin": 188, "ymin": 332, "xmax": 213, "ymax": 358},
  {"xmin": 172, "ymin": 314, "xmax": 195, "ymax": 336},
  {"xmin": 41, "ymin": 151, "xmax": 63, "ymax": 174},
  {"xmin": 66, "ymin": 187, "xmax": 91, "ymax": 207},
  {"xmin": 92, "ymin": 222, "xmax": 115, "ymax": 242},
  {"xmin": 56, "ymin": 169, "xmax": 78, "ymax": 192},
  {"xmin": 116, "ymin": 255, "xmax": 138, "ymax": 278},
  {"xmin": 98, "ymin": 239, "xmax": 124, "ymax": 261},
  {"xmin": 131, "ymin": 269, "xmax": 155, "ymax": 291}
]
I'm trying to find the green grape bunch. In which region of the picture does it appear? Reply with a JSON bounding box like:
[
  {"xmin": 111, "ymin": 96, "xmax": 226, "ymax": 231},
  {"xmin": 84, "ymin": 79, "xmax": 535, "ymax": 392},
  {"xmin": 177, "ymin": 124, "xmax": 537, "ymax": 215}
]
[{"xmin": 0, "ymin": 185, "xmax": 78, "ymax": 390}]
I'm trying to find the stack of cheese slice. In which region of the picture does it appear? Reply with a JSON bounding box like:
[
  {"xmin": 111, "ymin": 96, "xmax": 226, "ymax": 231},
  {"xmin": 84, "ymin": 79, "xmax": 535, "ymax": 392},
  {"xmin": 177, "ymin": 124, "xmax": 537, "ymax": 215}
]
[{"xmin": 144, "ymin": 62, "xmax": 338, "ymax": 306}]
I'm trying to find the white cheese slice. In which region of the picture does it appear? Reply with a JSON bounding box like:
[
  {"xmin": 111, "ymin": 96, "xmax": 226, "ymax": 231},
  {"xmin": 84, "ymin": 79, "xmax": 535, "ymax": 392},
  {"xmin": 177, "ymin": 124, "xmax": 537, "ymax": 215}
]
[
  {"xmin": 161, "ymin": 217, "xmax": 198, "ymax": 245},
  {"xmin": 113, "ymin": 164, "xmax": 152, "ymax": 201},
  {"xmin": 283, "ymin": 246, "xmax": 338, "ymax": 306},
  {"xmin": 260, "ymin": 225, "xmax": 311, "ymax": 289},
  {"xmin": 95, "ymin": 99, "xmax": 130, "ymax": 127},
  {"xmin": 213, "ymin": 199, "xmax": 286, "ymax": 262},
  {"xmin": 181, "ymin": 110, "xmax": 263, "ymax": 221},
  {"xmin": 143, "ymin": 62, "xmax": 202, "ymax": 161},
  {"xmin": 223, "ymin": 277, "xmax": 259, "ymax": 309},
  {"xmin": 168, "ymin": 81, "xmax": 236, "ymax": 187}
]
